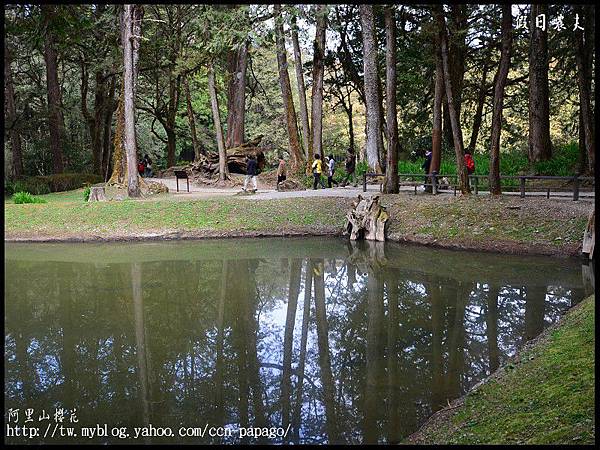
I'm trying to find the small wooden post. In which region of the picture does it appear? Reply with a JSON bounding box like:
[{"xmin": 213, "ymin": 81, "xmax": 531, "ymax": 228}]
[
  {"xmin": 363, "ymin": 173, "xmax": 367, "ymax": 192},
  {"xmin": 474, "ymin": 176, "xmax": 478, "ymax": 195},
  {"xmin": 520, "ymin": 177, "xmax": 526, "ymax": 198},
  {"xmin": 582, "ymin": 210, "xmax": 594, "ymax": 259},
  {"xmin": 88, "ymin": 185, "xmax": 106, "ymax": 202},
  {"xmin": 546, "ymin": 188, "xmax": 550, "ymax": 199},
  {"xmin": 176, "ymin": 177, "xmax": 179, "ymax": 192},
  {"xmin": 573, "ymin": 176, "xmax": 580, "ymax": 201}
]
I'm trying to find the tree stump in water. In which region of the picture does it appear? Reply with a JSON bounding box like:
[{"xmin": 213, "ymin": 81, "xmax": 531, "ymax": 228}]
[
  {"xmin": 582, "ymin": 209, "xmax": 594, "ymax": 259},
  {"xmin": 345, "ymin": 194, "xmax": 389, "ymax": 241},
  {"xmin": 88, "ymin": 185, "xmax": 107, "ymax": 202}
]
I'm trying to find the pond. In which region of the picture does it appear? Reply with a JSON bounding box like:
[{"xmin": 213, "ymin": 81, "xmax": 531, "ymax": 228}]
[{"xmin": 4, "ymin": 238, "xmax": 592, "ymax": 444}]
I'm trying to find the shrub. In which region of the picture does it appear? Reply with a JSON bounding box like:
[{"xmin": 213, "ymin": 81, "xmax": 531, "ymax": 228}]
[
  {"xmin": 4, "ymin": 173, "xmax": 103, "ymax": 196},
  {"xmin": 83, "ymin": 186, "xmax": 91, "ymax": 202},
  {"xmin": 12, "ymin": 192, "xmax": 47, "ymax": 204},
  {"xmin": 41, "ymin": 173, "xmax": 103, "ymax": 192}
]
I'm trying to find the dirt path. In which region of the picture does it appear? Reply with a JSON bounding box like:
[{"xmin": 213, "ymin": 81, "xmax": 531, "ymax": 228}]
[{"xmin": 147, "ymin": 176, "xmax": 371, "ymax": 200}]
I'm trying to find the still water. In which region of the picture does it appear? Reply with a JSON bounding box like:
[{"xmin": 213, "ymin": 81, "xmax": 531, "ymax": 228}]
[{"xmin": 4, "ymin": 238, "xmax": 591, "ymax": 444}]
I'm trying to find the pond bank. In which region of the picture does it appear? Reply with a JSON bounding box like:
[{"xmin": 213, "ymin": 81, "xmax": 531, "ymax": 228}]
[
  {"xmin": 4, "ymin": 193, "xmax": 591, "ymax": 257},
  {"xmin": 405, "ymin": 295, "xmax": 595, "ymax": 445}
]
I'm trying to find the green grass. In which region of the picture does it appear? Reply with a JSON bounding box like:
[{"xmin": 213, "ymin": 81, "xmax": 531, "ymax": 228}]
[
  {"xmin": 4, "ymin": 193, "xmax": 348, "ymax": 235},
  {"xmin": 4, "ymin": 188, "xmax": 590, "ymax": 253},
  {"xmin": 408, "ymin": 295, "xmax": 595, "ymax": 445},
  {"xmin": 384, "ymin": 195, "xmax": 588, "ymax": 247}
]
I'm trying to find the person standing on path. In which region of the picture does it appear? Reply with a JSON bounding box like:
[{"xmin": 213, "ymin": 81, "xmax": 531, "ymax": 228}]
[
  {"xmin": 143, "ymin": 155, "xmax": 153, "ymax": 178},
  {"xmin": 341, "ymin": 150, "xmax": 357, "ymax": 187},
  {"xmin": 311, "ymin": 154, "xmax": 327, "ymax": 189},
  {"xmin": 276, "ymin": 157, "xmax": 287, "ymax": 186},
  {"xmin": 327, "ymin": 154, "xmax": 338, "ymax": 188},
  {"xmin": 243, "ymin": 154, "xmax": 258, "ymax": 192},
  {"xmin": 422, "ymin": 149, "xmax": 432, "ymax": 192}
]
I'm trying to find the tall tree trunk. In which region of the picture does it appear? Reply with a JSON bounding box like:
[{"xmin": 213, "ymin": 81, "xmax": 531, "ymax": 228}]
[
  {"xmin": 291, "ymin": 262, "xmax": 312, "ymax": 443},
  {"xmin": 208, "ymin": 63, "xmax": 229, "ymax": 181},
  {"xmin": 281, "ymin": 258, "xmax": 301, "ymax": 435},
  {"xmin": 489, "ymin": 4, "xmax": 512, "ymax": 196},
  {"xmin": 226, "ymin": 43, "xmax": 248, "ymax": 148},
  {"xmin": 184, "ymin": 76, "xmax": 203, "ymax": 161},
  {"xmin": 383, "ymin": 7, "xmax": 399, "ymax": 194},
  {"xmin": 309, "ymin": 4, "xmax": 327, "ymax": 173},
  {"xmin": 431, "ymin": 31, "xmax": 444, "ymax": 176},
  {"xmin": 346, "ymin": 103, "xmax": 355, "ymax": 154},
  {"xmin": 101, "ymin": 74, "xmax": 116, "ymax": 180},
  {"xmin": 466, "ymin": 64, "xmax": 489, "ymax": 154},
  {"xmin": 435, "ymin": 5, "xmax": 470, "ymax": 194},
  {"xmin": 108, "ymin": 91, "xmax": 126, "ymax": 184},
  {"xmin": 360, "ymin": 4, "xmax": 383, "ymax": 173},
  {"xmin": 528, "ymin": 4, "xmax": 552, "ymax": 163},
  {"xmin": 41, "ymin": 5, "xmax": 65, "ymax": 174},
  {"xmin": 165, "ymin": 74, "xmax": 181, "ymax": 168},
  {"xmin": 4, "ymin": 43, "xmax": 24, "ymax": 178},
  {"xmin": 574, "ymin": 5, "xmax": 595, "ymax": 175},
  {"xmin": 291, "ymin": 15, "xmax": 311, "ymax": 159},
  {"xmin": 445, "ymin": 5, "xmax": 468, "ymax": 150},
  {"xmin": 122, "ymin": 4, "xmax": 141, "ymax": 198},
  {"xmin": 274, "ymin": 5, "xmax": 304, "ymax": 172},
  {"xmin": 166, "ymin": 128, "xmax": 176, "ymax": 169},
  {"xmin": 312, "ymin": 259, "xmax": 341, "ymax": 443}
]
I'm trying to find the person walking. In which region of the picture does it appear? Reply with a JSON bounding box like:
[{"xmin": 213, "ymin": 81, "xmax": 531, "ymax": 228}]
[
  {"xmin": 341, "ymin": 150, "xmax": 357, "ymax": 187},
  {"xmin": 137, "ymin": 158, "xmax": 145, "ymax": 177},
  {"xmin": 143, "ymin": 155, "xmax": 153, "ymax": 178},
  {"xmin": 311, "ymin": 154, "xmax": 326, "ymax": 189},
  {"xmin": 276, "ymin": 156, "xmax": 287, "ymax": 186},
  {"xmin": 422, "ymin": 149, "xmax": 432, "ymax": 192},
  {"xmin": 243, "ymin": 154, "xmax": 258, "ymax": 192},
  {"xmin": 327, "ymin": 154, "xmax": 338, "ymax": 188}
]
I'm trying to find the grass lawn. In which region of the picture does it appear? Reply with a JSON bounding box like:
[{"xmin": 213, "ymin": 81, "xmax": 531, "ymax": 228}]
[
  {"xmin": 407, "ymin": 295, "xmax": 595, "ymax": 445},
  {"xmin": 4, "ymin": 188, "xmax": 591, "ymax": 255},
  {"xmin": 4, "ymin": 191, "xmax": 349, "ymax": 236}
]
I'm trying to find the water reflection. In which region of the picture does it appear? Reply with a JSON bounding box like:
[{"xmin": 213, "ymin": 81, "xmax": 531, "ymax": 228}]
[{"xmin": 4, "ymin": 238, "xmax": 588, "ymax": 444}]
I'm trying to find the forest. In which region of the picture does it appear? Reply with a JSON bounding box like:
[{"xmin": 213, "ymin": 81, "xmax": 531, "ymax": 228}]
[{"xmin": 3, "ymin": 4, "xmax": 595, "ymax": 196}]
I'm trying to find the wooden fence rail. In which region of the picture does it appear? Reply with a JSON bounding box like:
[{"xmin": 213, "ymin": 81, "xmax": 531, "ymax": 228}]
[{"xmin": 362, "ymin": 172, "xmax": 595, "ymax": 201}]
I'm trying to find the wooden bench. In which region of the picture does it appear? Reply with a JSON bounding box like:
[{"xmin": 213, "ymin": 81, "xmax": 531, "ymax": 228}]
[{"xmin": 174, "ymin": 170, "xmax": 190, "ymax": 192}]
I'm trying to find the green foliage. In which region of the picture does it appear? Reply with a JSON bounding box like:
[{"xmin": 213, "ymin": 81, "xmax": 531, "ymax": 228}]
[
  {"xmin": 12, "ymin": 191, "xmax": 47, "ymax": 204},
  {"xmin": 398, "ymin": 143, "xmax": 579, "ymax": 178},
  {"xmin": 4, "ymin": 173, "xmax": 102, "ymax": 196},
  {"xmin": 83, "ymin": 186, "xmax": 91, "ymax": 202},
  {"xmin": 7, "ymin": 178, "xmax": 51, "ymax": 196},
  {"xmin": 533, "ymin": 142, "xmax": 580, "ymax": 176}
]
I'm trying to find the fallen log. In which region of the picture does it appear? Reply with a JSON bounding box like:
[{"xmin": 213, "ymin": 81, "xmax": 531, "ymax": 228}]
[
  {"xmin": 345, "ymin": 194, "xmax": 389, "ymax": 241},
  {"xmin": 162, "ymin": 135, "xmax": 266, "ymax": 178}
]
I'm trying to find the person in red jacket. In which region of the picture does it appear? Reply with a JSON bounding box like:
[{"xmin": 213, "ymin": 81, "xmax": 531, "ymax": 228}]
[{"xmin": 464, "ymin": 150, "xmax": 475, "ymax": 175}]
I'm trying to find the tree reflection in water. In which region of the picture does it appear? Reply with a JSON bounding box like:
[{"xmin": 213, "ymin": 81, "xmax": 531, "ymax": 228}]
[{"xmin": 4, "ymin": 238, "xmax": 587, "ymax": 444}]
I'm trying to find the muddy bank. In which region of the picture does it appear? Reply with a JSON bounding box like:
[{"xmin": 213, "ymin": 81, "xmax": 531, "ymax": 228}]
[{"xmin": 4, "ymin": 228, "xmax": 583, "ymax": 258}]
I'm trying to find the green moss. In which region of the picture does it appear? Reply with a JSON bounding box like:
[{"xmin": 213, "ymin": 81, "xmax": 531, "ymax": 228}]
[{"xmin": 409, "ymin": 295, "xmax": 595, "ymax": 445}]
